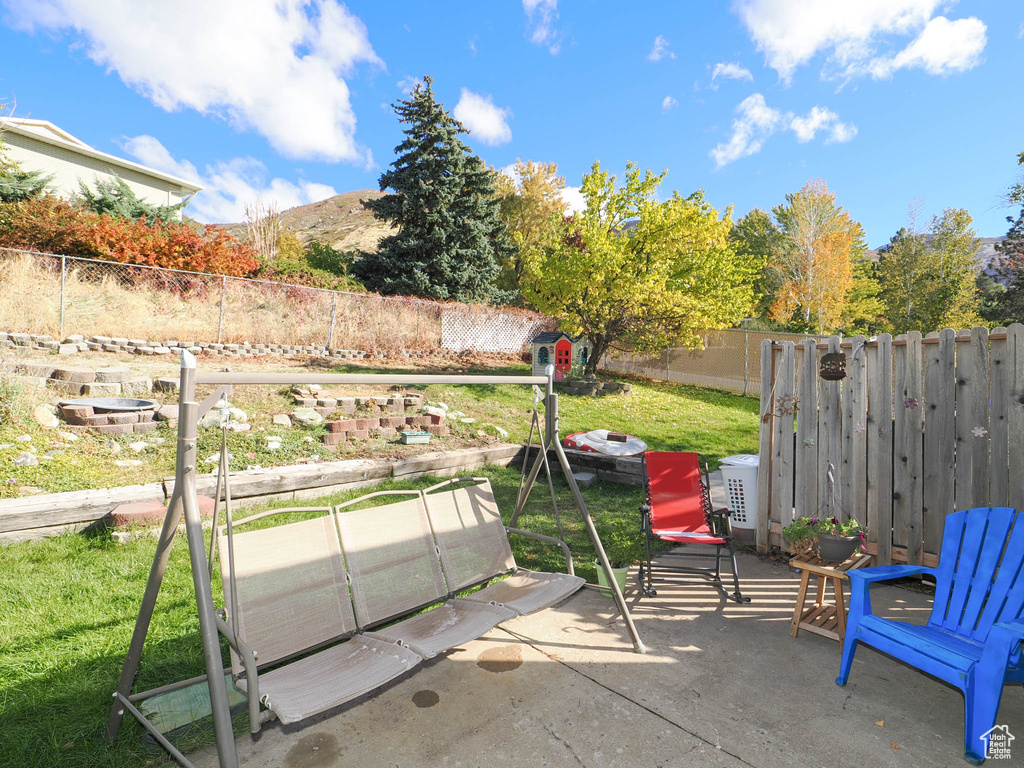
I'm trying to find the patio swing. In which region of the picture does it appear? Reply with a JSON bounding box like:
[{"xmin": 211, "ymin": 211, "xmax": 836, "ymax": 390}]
[{"xmin": 105, "ymin": 351, "xmax": 647, "ymax": 768}]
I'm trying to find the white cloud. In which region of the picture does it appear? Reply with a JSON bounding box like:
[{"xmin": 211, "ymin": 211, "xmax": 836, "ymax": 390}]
[
  {"xmin": 523, "ymin": 0, "xmax": 560, "ymax": 54},
  {"xmin": 397, "ymin": 76, "xmax": 423, "ymax": 94},
  {"xmin": 560, "ymin": 186, "xmax": 585, "ymax": 214},
  {"xmin": 733, "ymin": 0, "xmax": 986, "ymax": 83},
  {"xmin": 4, "ymin": 0, "xmax": 382, "ymax": 163},
  {"xmin": 711, "ymin": 61, "xmax": 754, "ymax": 87},
  {"xmin": 661, "ymin": 95, "xmax": 678, "ymax": 112},
  {"xmin": 709, "ymin": 94, "xmax": 856, "ymax": 168},
  {"xmin": 122, "ymin": 135, "xmax": 337, "ymax": 223},
  {"xmin": 867, "ymin": 16, "xmax": 986, "ymax": 78},
  {"xmin": 789, "ymin": 106, "xmax": 857, "ymax": 143},
  {"xmin": 453, "ymin": 89, "xmax": 512, "ymax": 146},
  {"xmin": 648, "ymin": 35, "xmax": 675, "ymax": 62},
  {"xmin": 709, "ymin": 94, "xmax": 784, "ymax": 168}
]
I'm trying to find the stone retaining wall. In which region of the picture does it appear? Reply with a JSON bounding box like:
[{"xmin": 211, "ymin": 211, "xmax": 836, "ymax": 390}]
[{"xmin": 0, "ymin": 331, "xmax": 514, "ymax": 361}]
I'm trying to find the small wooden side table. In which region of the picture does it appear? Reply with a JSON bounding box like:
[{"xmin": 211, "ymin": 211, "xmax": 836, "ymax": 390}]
[{"xmin": 789, "ymin": 547, "xmax": 873, "ymax": 642}]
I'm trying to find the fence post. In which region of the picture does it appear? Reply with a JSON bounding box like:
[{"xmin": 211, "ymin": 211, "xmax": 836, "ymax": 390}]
[
  {"xmin": 59, "ymin": 254, "xmax": 67, "ymax": 339},
  {"xmin": 217, "ymin": 277, "xmax": 227, "ymax": 344},
  {"xmin": 324, "ymin": 292, "xmax": 338, "ymax": 355},
  {"xmin": 743, "ymin": 331, "xmax": 749, "ymax": 397},
  {"xmin": 664, "ymin": 347, "xmax": 670, "ymax": 382}
]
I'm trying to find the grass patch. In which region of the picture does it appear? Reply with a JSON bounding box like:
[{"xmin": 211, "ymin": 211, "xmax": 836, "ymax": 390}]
[{"xmin": 0, "ymin": 465, "xmax": 657, "ymax": 767}]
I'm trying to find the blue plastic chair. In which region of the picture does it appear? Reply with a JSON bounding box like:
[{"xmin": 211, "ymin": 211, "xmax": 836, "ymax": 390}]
[{"xmin": 836, "ymin": 507, "xmax": 1024, "ymax": 764}]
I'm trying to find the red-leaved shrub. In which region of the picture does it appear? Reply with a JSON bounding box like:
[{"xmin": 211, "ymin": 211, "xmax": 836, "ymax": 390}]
[{"xmin": 0, "ymin": 197, "xmax": 258, "ymax": 277}]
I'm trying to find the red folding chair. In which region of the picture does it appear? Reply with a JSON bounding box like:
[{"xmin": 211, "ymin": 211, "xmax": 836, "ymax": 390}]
[{"xmin": 640, "ymin": 451, "xmax": 749, "ymax": 603}]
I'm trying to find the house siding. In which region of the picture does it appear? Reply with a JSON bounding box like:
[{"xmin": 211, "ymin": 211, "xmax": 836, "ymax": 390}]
[{"xmin": 5, "ymin": 132, "xmax": 190, "ymax": 211}]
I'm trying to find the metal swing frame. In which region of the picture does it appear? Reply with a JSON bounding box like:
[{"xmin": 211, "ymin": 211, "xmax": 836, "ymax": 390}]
[{"xmin": 105, "ymin": 351, "xmax": 647, "ymax": 768}]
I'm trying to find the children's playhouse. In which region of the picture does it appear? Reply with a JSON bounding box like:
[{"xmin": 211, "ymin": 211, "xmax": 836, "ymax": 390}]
[{"xmin": 530, "ymin": 331, "xmax": 590, "ymax": 381}]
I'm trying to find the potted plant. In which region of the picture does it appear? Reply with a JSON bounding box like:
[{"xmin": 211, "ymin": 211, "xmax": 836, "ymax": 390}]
[
  {"xmin": 783, "ymin": 515, "xmax": 866, "ymax": 563},
  {"xmin": 595, "ymin": 531, "xmax": 645, "ymax": 597}
]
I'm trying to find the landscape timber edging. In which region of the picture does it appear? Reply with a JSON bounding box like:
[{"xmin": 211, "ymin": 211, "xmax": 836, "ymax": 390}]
[{"xmin": 0, "ymin": 443, "xmax": 525, "ymax": 544}]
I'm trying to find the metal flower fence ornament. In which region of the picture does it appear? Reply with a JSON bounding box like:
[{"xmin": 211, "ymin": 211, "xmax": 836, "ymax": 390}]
[
  {"xmin": 853, "ymin": 423, "xmax": 866, "ymax": 434},
  {"xmin": 774, "ymin": 393, "xmax": 799, "ymax": 417},
  {"xmin": 972, "ymin": 426, "xmax": 988, "ymax": 438},
  {"xmin": 904, "ymin": 396, "xmax": 919, "ymax": 409}
]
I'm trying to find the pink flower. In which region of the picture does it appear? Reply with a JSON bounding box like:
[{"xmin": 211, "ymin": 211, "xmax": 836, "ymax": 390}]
[{"xmin": 904, "ymin": 397, "xmax": 919, "ymax": 409}]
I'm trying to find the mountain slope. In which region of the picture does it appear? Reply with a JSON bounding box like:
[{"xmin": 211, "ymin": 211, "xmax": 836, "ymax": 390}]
[{"xmin": 220, "ymin": 189, "xmax": 395, "ymax": 253}]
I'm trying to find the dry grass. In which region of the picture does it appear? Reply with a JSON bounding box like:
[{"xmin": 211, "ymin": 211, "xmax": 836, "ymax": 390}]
[{"xmin": 0, "ymin": 251, "xmax": 550, "ymax": 351}]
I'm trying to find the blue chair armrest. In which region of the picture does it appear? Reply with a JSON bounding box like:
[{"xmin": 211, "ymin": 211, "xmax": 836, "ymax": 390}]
[
  {"xmin": 847, "ymin": 565, "xmax": 935, "ymax": 584},
  {"xmin": 993, "ymin": 618, "xmax": 1024, "ymax": 636}
]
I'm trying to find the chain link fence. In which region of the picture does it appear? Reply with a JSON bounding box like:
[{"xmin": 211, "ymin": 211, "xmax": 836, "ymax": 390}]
[
  {"xmin": 601, "ymin": 328, "xmax": 827, "ymax": 396},
  {"xmin": 0, "ymin": 248, "xmax": 555, "ymax": 354}
]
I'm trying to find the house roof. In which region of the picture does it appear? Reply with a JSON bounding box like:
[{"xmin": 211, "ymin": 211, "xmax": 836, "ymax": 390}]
[
  {"xmin": 532, "ymin": 331, "xmax": 577, "ymax": 344},
  {"xmin": 0, "ymin": 118, "xmax": 203, "ymax": 194}
]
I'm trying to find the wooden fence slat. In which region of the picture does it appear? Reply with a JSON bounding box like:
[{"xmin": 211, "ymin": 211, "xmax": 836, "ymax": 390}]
[
  {"xmin": 989, "ymin": 327, "xmax": 1009, "ymax": 507},
  {"xmin": 954, "ymin": 330, "xmax": 975, "ymax": 511},
  {"xmin": 849, "ymin": 336, "xmax": 868, "ymax": 524},
  {"xmin": 819, "ymin": 336, "xmax": 842, "ymax": 518},
  {"xmin": 794, "ymin": 339, "xmax": 818, "ymax": 520},
  {"xmin": 756, "ymin": 339, "xmax": 775, "ymax": 552},
  {"xmin": 923, "ymin": 328, "xmax": 955, "ymax": 556},
  {"xmin": 970, "ymin": 326, "xmax": 991, "ymax": 508},
  {"xmin": 1008, "ymin": 324, "xmax": 1024, "ymax": 510},
  {"xmin": 905, "ymin": 331, "xmax": 924, "ymax": 565},
  {"xmin": 841, "ymin": 343, "xmax": 854, "ymax": 520},
  {"xmin": 892, "ymin": 335, "xmax": 909, "ymax": 550},
  {"xmin": 867, "ymin": 333, "xmax": 893, "ymax": 566},
  {"xmin": 771, "ymin": 343, "xmax": 796, "ymax": 548}
]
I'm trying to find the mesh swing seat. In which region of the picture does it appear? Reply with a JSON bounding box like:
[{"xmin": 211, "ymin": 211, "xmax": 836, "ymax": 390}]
[
  {"xmin": 218, "ymin": 512, "xmax": 422, "ymax": 725},
  {"xmin": 423, "ymin": 479, "xmax": 585, "ymax": 615},
  {"xmin": 337, "ymin": 494, "xmax": 515, "ymax": 659},
  {"xmin": 640, "ymin": 452, "xmax": 750, "ymax": 603}
]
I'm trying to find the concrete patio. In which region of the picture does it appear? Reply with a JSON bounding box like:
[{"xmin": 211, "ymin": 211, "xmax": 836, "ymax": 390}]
[{"xmin": 189, "ymin": 550, "xmax": 1023, "ymax": 768}]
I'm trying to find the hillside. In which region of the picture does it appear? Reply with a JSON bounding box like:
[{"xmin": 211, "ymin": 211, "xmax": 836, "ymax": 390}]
[{"xmin": 220, "ymin": 189, "xmax": 395, "ymax": 253}]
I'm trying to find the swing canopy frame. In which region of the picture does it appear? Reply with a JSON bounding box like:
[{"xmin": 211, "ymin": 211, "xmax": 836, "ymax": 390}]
[{"xmin": 106, "ymin": 350, "xmax": 646, "ymax": 768}]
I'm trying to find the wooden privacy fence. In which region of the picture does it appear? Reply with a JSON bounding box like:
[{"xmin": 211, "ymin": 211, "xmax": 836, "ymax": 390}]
[{"xmin": 756, "ymin": 324, "xmax": 1024, "ymax": 567}]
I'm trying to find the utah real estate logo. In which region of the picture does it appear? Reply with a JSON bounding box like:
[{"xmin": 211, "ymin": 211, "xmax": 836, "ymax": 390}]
[{"xmin": 980, "ymin": 724, "xmax": 1014, "ymax": 760}]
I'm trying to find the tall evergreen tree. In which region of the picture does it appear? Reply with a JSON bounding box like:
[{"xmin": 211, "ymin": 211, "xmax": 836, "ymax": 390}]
[{"xmin": 354, "ymin": 76, "xmax": 511, "ymax": 303}]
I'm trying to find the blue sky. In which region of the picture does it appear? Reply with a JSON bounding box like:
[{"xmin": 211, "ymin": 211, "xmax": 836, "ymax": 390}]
[{"xmin": 1, "ymin": 1, "xmax": 1021, "ymax": 246}]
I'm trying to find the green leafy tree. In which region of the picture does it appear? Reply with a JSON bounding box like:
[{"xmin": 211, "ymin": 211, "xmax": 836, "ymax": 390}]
[
  {"xmin": 841, "ymin": 257, "xmax": 884, "ymax": 335},
  {"xmin": 76, "ymin": 177, "xmax": 186, "ymax": 224},
  {"xmin": 493, "ymin": 159, "xmax": 568, "ymax": 302},
  {"xmin": 354, "ymin": 76, "xmax": 512, "ymax": 303},
  {"xmin": 876, "ymin": 225, "xmax": 928, "ymax": 333},
  {"xmin": 523, "ymin": 161, "xmax": 756, "ymax": 375},
  {"xmin": 877, "ymin": 207, "xmax": 980, "ymax": 333},
  {"xmin": 729, "ymin": 207, "xmax": 780, "ymax": 320}
]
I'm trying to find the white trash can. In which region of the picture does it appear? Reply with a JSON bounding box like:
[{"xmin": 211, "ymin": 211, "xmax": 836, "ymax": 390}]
[{"xmin": 720, "ymin": 454, "xmax": 759, "ymax": 530}]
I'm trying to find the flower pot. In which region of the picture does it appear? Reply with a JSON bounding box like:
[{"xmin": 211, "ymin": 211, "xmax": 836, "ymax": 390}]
[
  {"xmin": 595, "ymin": 560, "xmax": 630, "ymax": 597},
  {"xmin": 816, "ymin": 534, "xmax": 859, "ymax": 563}
]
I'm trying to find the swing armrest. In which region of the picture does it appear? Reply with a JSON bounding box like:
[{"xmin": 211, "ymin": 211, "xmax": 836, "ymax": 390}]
[
  {"xmin": 506, "ymin": 527, "xmax": 575, "ymax": 577},
  {"xmin": 215, "ymin": 614, "xmax": 263, "ymax": 733}
]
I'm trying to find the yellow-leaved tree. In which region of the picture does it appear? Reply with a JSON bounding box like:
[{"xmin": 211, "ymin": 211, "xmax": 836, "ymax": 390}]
[
  {"xmin": 523, "ymin": 161, "xmax": 757, "ymax": 375},
  {"xmin": 770, "ymin": 179, "xmax": 862, "ymax": 335},
  {"xmin": 493, "ymin": 159, "xmax": 568, "ymax": 302}
]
